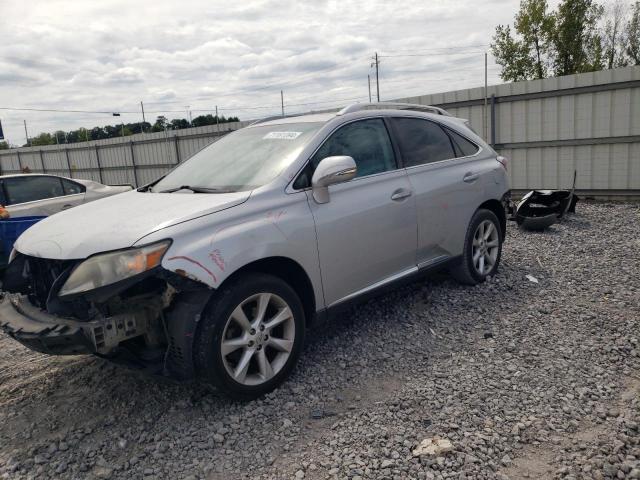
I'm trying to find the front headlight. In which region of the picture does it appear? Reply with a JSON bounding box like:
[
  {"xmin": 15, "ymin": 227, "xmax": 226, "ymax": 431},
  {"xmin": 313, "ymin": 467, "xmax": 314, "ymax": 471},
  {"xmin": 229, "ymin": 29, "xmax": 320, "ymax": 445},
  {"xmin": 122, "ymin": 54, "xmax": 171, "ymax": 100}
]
[{"xmin": 59, "ymin": 240, "xmax": 171, "ymax": 297}]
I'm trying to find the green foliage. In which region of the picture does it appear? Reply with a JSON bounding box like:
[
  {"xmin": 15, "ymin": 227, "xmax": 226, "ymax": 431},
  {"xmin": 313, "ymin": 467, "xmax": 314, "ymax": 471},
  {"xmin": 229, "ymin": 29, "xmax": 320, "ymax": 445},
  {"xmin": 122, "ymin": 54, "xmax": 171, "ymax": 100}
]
[
  {"xmin": 0, "ymin": 141, "xmax": 8, "ymax": 150},
  {"xmin": 493, "ymin": 0, "xmax": 638, "ymax": 81},
  {"xmin": 491, "ymin": 25, "xmax": 536, "ymax": 81},
  {"xmin": 551, "ymin": 0, "xmax": 604, "ymax": 76},
  {"xmin": 628, "ymin": 2, "xmax": 640, "ymax": 65},
  {"xmin": 30, "ymin": 132, "xmax": 55, "ymax": 146},
  {"xmin": 191, "ymin": 114, "xmax": 240, "ymax": 128},
  {"xmin": 515, "ymin": 0, "xmax": 555, "ymax": 79}
]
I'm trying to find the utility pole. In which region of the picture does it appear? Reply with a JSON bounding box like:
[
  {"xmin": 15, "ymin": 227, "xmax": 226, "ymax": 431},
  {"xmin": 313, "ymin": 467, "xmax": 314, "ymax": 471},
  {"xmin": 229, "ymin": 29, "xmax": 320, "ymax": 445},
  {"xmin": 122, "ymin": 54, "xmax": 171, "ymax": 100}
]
[
  {"xmin": 185, "ymin": 106, "xmax": 192, "ymax": 125},
  {"xmin": 368, "ymin": 75, "xmax": 372, "ymax": 102},
  {"xmin": 140, "ymin": 101, "xmax": 147, "ymax": 133},
  {"xmin": 484, "ymin": 52, "xmax": 488, "ymax": 141},
  {"xmin": 23, "ymin": 120, "xmax": 31, "ymax": 146},
  {"xmin": 281, "ymin": 90, "xmax": 284, "ymax": 116},
  {"xmin": 215, "ymin": 105, "xmax": 220, "ymax": 132},
  {"xmin": 374, "ymin": 52, "xmax": 380, "ymax": 102}
]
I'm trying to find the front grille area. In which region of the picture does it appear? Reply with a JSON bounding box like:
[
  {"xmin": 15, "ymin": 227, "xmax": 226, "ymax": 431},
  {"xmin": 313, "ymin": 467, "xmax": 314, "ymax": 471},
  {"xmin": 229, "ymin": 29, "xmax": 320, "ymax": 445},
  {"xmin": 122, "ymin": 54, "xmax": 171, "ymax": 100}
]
[
  {"xmin": 3, "ymin": 253, "xmax": 78, "ymax": 310},
  {"xmin": 26, "ymin": 256, "xmax": 75, "ymax": 308}
]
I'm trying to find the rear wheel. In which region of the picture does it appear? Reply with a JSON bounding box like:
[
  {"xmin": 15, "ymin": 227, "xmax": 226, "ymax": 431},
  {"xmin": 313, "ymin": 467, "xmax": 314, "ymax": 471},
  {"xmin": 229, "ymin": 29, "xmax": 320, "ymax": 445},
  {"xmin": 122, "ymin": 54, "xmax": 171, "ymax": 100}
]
[
  {"xmin": 450, "ymin": 209, "xmax": 503, "ymax": 285},
  {"xmin": 195, "ymin": 273, "xmax": 305, "ymax": 399}
]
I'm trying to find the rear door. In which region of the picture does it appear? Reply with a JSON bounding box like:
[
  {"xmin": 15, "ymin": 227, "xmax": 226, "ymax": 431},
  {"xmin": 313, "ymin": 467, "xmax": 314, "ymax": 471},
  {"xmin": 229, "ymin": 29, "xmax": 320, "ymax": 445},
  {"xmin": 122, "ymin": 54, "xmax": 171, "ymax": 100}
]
[
  {"xmin": 303, "ymin": 118, "xmax": 418, "ymax": 307},
  {"xmin": 389, "ymin": 117, "xmax": 483, "ymax": 266}
]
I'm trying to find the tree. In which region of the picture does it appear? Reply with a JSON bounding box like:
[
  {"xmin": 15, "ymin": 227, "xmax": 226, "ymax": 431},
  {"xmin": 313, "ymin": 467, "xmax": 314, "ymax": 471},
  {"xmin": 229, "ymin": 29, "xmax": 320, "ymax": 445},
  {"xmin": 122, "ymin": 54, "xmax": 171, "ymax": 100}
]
[
  {"xmin": 30, "ymin": 132, "xmax": 55, "ymax": 146},
  {"xmin": 491, "ymin": 0, "xmax": 555, "ymax": 81},
  {"xmin": 515, "ymin": 0, "xmax": 555, "ymax": 79},
  {"xmin": 550, "ymin": 0, "xmax": 604, "ymax": 76},
  {"xmin": 0, "ymin": 141, "xmax": 8, "ymax": 150},
  {"xmin": 170, "ymin": 118, "xmax": 190, "ymax": 130},
  {"xmin": 491, "ymin": 25, "xmax": 536, "ymax": 81},
  {"xmin": 151, "ymin": 116, "xmax": 169, "ymax": 132},
  {"xmin": 602, "ymin": 0, "xmax": 628, "ymax": 68},
  {"xmin": 627, "ymin": 2, "xmax": 640, "ymax": 65}
]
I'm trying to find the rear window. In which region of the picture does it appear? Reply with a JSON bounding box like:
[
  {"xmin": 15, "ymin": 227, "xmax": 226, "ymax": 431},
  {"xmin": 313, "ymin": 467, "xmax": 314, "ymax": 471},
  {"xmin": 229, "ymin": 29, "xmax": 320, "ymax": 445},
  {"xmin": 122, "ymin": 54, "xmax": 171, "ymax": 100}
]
[
  {"xmin": 446, "ymin": 128, "xmax": 480, "ymax": 157},
  {"xmin": 61, "ymin": 179, "xmax": 85, "ymax": 195},
  {"xmin": 391, "ymin": 118, "xmax": 455, "ymax": 167}
]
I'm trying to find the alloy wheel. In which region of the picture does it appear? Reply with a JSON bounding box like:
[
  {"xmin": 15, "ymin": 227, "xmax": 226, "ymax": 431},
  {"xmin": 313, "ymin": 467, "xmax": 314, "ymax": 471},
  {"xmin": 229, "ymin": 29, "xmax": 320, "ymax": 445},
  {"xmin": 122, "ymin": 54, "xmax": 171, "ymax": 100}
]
[
  {"xmin": 220, "ymin": 293, "xmax": 295, "ymax": 386},
  {"xmin": 471, "ymin": 219, "xmax": 500, "ymax": 276}
]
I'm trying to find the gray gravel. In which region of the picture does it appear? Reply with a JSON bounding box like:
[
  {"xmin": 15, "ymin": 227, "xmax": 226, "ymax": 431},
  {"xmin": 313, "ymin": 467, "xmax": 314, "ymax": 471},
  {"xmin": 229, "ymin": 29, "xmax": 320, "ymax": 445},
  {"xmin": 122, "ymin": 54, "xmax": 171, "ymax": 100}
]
[{"xmin": 0, "ymin": 202, "xmax": 638, "ymax": 480}]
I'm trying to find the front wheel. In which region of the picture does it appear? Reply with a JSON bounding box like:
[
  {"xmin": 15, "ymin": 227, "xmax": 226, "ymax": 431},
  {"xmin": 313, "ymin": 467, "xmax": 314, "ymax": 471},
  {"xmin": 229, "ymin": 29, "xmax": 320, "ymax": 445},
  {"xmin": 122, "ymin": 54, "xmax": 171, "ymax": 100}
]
[
  {"xmin": 194, "ymin": 273, "xmax": 305, "ymax": 399},
  {"xmin": 450, "ymin": 209, "xmax": 503, "ymax": 285}
]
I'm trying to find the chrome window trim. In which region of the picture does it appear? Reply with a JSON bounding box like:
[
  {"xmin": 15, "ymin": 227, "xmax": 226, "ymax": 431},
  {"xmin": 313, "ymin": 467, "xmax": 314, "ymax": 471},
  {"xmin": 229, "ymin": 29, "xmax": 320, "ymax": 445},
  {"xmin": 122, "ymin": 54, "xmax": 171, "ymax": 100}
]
[{"xmin": 6, "ymin": 192, "xmax": 84, "ymax": 208}]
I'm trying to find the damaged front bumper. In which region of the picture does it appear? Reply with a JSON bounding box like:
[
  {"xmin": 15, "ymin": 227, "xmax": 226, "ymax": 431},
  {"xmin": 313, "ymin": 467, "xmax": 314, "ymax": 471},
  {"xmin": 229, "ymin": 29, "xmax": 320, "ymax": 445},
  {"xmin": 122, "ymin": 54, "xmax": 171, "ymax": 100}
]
[{"xmin": 0, "ymin": 293, "xmax": 159, "ymax": 356}]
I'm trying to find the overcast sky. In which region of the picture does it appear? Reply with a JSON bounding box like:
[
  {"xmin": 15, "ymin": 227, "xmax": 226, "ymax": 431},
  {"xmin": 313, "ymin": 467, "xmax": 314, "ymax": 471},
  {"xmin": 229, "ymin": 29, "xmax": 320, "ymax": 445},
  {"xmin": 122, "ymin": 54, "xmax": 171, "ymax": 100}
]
[{"xmin": 0, "ymin": 0, "xmax": 559, "ymax": 145}]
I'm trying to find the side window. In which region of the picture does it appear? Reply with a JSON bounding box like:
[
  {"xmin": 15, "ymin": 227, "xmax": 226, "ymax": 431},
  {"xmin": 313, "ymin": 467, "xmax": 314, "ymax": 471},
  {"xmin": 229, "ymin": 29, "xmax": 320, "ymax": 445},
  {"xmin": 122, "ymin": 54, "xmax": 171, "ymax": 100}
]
[
  {"xmin": 446, "ymin": 128, "xmax": 480, "ymax": 157},
  {"xmin": 294, "ymin": 118, "xmax": 396, "ymax": 188},
  {"xmin": 61, "ymin": 179, "xmax": 85, "ymax": 195},
  {"xmin": 391, "ymin": 118, "xmax": 455, "ymax": 167},
  {"xmin": 4, "ymin": 176, "xmax": 65, "ymax": 205}
]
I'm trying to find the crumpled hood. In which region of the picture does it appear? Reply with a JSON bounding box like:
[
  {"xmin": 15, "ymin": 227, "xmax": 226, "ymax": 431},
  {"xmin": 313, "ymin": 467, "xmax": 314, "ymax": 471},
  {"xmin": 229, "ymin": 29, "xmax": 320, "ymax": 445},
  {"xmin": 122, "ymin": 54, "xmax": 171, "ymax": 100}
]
[{"xmin": 15, "ymin": 189, "xmax": 251, "ymax": 259}]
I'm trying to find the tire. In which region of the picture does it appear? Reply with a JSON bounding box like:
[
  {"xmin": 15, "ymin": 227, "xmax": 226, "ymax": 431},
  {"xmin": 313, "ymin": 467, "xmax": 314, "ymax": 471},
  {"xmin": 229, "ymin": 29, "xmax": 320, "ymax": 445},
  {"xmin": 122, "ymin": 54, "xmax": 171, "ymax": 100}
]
[
  {"xmin": 194, "ymin": 272, "xmax": 305, "ymax": 400},
  {"xmin": 450, "ymin": 208, "xmax": 503, "ymax": 285}
]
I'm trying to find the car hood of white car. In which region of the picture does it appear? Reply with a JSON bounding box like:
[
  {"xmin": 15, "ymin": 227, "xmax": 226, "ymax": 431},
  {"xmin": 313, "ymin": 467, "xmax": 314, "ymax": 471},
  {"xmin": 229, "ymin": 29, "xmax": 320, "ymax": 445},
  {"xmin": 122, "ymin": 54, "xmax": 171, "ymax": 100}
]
[{"xmin": 14, "ymin": 189, "xmax": 251, "ymax": 259}]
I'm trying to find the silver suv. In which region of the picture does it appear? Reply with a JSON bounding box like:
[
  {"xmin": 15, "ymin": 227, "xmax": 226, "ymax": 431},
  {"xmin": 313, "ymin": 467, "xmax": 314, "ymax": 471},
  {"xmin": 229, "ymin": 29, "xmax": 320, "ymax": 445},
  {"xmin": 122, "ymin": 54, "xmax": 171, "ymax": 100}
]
[{"xmin": 0, "ymin": 103, "xmax": 510, "ymax": 398}]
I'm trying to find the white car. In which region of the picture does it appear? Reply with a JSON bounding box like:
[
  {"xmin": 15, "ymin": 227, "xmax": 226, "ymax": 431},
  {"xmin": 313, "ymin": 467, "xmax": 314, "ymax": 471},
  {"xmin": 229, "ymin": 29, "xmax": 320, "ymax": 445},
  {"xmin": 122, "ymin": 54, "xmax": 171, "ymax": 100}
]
[{"xmin": 0, "ymin": 174, "xmax": 132, "ymax": 217}]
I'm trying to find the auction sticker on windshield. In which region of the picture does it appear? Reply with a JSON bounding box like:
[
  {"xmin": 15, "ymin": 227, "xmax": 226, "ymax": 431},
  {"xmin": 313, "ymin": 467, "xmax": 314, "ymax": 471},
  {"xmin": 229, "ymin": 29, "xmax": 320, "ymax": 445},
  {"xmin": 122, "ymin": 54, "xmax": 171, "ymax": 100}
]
[{"xmin": 263, "ymin": 131, "xmax": 302, "ymax": 140}]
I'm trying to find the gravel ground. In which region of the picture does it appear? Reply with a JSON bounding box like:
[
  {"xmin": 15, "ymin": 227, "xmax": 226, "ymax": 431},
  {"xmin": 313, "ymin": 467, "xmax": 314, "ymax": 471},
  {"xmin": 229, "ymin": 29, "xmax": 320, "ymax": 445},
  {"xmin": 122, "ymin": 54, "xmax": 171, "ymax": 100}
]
[{"xmin": 0, "ymin": 202, "xmax": 638, "ymax": 480}]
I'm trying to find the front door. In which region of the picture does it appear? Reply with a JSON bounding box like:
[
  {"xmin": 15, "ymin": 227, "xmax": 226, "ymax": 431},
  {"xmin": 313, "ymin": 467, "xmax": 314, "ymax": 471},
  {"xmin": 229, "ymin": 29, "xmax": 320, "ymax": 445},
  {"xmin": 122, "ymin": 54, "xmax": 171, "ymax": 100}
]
[{"xmin": 305, "ymin": 118, "xmax": 417, "ymax": 307}]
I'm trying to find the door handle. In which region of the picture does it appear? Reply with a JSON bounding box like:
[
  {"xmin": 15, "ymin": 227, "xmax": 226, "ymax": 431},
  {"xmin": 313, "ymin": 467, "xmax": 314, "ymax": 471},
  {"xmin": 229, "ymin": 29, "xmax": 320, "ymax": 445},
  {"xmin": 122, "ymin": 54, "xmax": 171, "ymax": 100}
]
[
  {"xmin": 391, "ymin": 188, "xmax": 412, "ymax": 201},
  {"xmin": 463, "ymin": 172, "xmax": 479, "ymax": 183},
  {"xmin": 62, "ymin": 204, "xmax": 73, "ymax": 210}
]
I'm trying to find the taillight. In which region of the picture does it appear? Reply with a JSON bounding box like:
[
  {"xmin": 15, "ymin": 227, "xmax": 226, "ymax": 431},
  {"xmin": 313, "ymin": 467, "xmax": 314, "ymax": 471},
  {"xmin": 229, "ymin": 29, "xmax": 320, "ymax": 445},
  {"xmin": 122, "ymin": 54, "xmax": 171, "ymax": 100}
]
[{"xmin": 496, "ymin": 155, "xmax": 508, "ymax": 171}]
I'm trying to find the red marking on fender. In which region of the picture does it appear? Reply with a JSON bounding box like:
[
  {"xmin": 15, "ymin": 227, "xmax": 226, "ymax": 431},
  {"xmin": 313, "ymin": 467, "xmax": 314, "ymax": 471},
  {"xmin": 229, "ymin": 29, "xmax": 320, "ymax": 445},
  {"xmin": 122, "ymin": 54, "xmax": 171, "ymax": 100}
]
[
  {"xmin": 266, "ymin": 210, "xmax": 286, "ymax": 221},
  {"xmin": 209, "ymin": 249, "xmax": 226, "ymax": 271},
  {"xmin": 167, "ymin": 256, "xmax": 217, "ymax": 283}
]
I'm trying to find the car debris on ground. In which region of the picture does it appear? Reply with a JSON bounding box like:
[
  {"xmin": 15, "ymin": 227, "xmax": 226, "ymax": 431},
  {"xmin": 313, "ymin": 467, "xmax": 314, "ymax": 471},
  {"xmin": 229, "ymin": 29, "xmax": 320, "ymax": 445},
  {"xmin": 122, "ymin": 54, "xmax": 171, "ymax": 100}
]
[{"xmin": 512, "ymin": 170, "xmax": 580, "ymax": 231}]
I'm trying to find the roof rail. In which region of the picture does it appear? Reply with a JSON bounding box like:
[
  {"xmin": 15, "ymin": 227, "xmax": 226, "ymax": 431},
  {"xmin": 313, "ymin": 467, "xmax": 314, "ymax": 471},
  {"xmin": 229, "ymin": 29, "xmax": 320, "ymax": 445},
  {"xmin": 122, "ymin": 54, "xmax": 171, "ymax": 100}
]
[
  {"xmin": 338, "ymin": 102, "xmax": 451, "ymax": 116},
  {"xmin": 248, "ymin": 112, "xmax": 321, "ymax": 127}
]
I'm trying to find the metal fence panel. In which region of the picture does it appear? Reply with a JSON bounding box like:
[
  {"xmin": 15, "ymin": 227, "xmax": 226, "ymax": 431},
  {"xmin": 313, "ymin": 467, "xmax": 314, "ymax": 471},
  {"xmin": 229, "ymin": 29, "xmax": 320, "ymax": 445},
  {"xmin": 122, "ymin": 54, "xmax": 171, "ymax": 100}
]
[{"xmin": 393, "ymin": 65, "xmax": 640, "ymax": 192}]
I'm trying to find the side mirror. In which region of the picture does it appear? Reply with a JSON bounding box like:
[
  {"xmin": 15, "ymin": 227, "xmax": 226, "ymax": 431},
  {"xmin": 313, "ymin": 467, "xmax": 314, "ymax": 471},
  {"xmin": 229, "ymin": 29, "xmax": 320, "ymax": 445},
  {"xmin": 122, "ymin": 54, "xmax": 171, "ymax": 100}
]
[{"xmin": 311, "ymin": 156, "xmax": 357, "ymax": 204}]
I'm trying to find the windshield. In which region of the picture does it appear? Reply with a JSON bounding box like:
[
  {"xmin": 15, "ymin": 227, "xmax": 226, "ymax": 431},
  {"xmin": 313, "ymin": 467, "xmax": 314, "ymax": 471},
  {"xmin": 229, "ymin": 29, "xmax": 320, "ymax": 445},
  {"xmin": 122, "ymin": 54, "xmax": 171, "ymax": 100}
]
[{"xmin": 151, "ymin": 122, "xmax": 322, "ymax": 193}]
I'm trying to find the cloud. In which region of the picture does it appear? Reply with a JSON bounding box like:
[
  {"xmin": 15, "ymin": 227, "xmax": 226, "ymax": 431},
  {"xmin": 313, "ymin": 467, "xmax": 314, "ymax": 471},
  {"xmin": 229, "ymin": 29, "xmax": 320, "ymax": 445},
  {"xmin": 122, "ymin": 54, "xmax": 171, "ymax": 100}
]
[{"xmin": 0, "ymin": 0, "xmax": 539, "ymax": 143}]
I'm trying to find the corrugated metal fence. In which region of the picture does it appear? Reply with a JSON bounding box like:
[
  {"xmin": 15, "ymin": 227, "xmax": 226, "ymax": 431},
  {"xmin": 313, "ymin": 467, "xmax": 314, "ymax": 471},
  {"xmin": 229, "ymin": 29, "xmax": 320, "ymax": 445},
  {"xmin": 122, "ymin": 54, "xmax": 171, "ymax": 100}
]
[
  {"xmin": 1, "ymin": 66, "xmax": 639, "ymax": 193},
  {"xmin": 395, "ymin": 65, "xmax": 640, "ymax": 193},
  {"xmin": 0, "ymin": 121, "xmax": 250, "ymax": 187}
]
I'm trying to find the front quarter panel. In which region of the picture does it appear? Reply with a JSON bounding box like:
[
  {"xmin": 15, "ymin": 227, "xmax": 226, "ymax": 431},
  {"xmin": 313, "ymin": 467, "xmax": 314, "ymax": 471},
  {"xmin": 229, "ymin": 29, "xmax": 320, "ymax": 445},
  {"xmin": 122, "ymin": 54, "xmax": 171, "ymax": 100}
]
[{"xmin": 137, "ymin": 189, "xmax": 324, "ymax": 310}]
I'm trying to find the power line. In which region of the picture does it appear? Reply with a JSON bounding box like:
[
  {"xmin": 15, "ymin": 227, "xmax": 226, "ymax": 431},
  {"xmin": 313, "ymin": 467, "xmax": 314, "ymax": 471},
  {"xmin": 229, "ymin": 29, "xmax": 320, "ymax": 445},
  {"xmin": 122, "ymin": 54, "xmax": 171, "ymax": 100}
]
[
  {"xmin": 380, "ymin": 43, "xmax": 489, "ymax": 54},
  {"xmin": 379, "ymin": 51, "xmax": 486, "ymax": 58}
]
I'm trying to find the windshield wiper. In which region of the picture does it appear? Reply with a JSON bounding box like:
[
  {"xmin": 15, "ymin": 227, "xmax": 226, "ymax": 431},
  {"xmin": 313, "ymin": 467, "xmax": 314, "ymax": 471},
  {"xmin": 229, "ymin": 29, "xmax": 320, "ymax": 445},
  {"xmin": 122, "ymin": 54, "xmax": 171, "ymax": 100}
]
[{"xmin": 157, "ymin": 185, "xmax": 223, "ymax": 193}]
